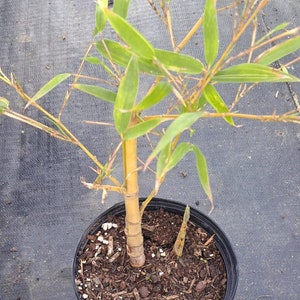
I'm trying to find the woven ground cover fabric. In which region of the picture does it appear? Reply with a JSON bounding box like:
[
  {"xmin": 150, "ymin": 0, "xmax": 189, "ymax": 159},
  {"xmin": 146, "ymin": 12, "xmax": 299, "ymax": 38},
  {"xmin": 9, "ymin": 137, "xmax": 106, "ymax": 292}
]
[{"xmin": 0, "ymin": 1, "xmax": 299, "ymax": 299}]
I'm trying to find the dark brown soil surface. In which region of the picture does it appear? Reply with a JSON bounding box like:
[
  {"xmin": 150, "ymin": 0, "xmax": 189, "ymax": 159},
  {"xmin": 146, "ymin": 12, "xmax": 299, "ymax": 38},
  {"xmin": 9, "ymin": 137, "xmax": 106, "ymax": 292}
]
[{"xmin": 75, "ymin": 208, "xmax": 227, "ymax": 299}]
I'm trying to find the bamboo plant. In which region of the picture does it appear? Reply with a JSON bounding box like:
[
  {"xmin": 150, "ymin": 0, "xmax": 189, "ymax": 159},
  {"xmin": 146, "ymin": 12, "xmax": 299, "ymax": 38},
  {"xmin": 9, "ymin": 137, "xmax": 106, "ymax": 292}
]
[{"xmin": 1, "ymin": 0, "xmax": 300, "ymax": 268}]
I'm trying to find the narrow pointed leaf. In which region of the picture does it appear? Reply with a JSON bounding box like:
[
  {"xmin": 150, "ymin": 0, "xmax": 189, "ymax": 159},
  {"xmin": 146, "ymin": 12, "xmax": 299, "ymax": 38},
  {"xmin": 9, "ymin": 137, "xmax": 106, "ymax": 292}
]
[
  {"xmin": 123, "ymin": 118, "xmax": 164, "ymax": 140},
  {"xmin": 97, "ymin": 59, "xmax": 116, "ymax": 77},
  {"xmin": 156, "ymin": 143, "xmax": 172, "ymax": 179},
  {"xmin": 114, "ymin": 57, "xmax": 139, "ymax": 134},
  {"xmin": 173, "ymin": 205, "xmax": 190, "ymax": 257},
  {"xmin": 85, "ymin": 53, "xmax": 116, "ymax": 77},
  {"xmin": 0, "ymin": 97, "xmax": 9, "ymax": 113},
  {"xmin": 192, "ymin": 145, "xmax": 213, "ymax": 203},
  {"xmin": 255, "ymin": 36, "xmax": 300, "ymax": 65},
  {"xmin": 96, "ymin": 39, "xmax": 132, "ymax": 66},
  {"xmin": 84, "ymin": 56, "xmax": 101, "ymax": 64},
  {"xmin": 214, "ymin": 63, "xmax": 300, "ymax": 82},
  {"xmin": 203, "ymin": 0, "xmax": 219, "ymax": 66},
  {"xmin": 96, "ymin": 40, "xmax": 164, "ymax": 75},
  {"xmin": 195, "ymin": 93, "xmax": 207, "ymax": 111},
  {"xmin": 137, "ymin": 57, "xmax": 165, "ymax": 76},
  {"xmin": 164, "ymin": 142, "xmax": 193, "ymax": 174},
  {"xmin": 255, "ymin": 22, "xmax": 289, "ymax": 45},
  {"xmin": 113, "ymin": 0, "xmax": 130, "ymax": 19},
  {"xmin": 202, "ymin": 84, "xmax": 234, "ymax": 126},
  {"xmin": 155, "ymin": 49, "xmax": 204, "ymax": 74},
  {"xmin": 43, "ymin": 116, "xmax": 69, "ymax": 139},
  {"xmin": 135, "ymin": 81, "xmax": 172, "ymax": 111},
  {"xmin": 104, "ymin": 9, "xmax": 155, "ymax": 59},
  {"xmin": 157, "ymin": 142, "xmax": 193, "ymax": 179},
  {"xmin": 94, "ymin": 0, "xmax": 108, "ymax": 35},
  {"xmin": 31, "ymin": 73, "xmax": 71, "ymax": 102},
  {"xmin": 147, "ymin": 112, "xmax": 201, "ymax": 164},
  {"xmin": 74, "ymin": 84, "xmax": 116, "ymax": 103}
]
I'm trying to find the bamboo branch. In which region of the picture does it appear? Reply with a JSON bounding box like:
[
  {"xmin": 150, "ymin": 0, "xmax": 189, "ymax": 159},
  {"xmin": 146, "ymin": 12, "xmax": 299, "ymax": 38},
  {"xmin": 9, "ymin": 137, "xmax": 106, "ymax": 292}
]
[
  {"xmin": 59, "ymin": 40, "xmax": 95, "ymax": 118},
  {"xmin": 3, "ymin": 110, "xmax": 72, "ymax": 142},
  {"xmin": 201, "ymin": 111, "xmax": 300, "ymax": 123}
]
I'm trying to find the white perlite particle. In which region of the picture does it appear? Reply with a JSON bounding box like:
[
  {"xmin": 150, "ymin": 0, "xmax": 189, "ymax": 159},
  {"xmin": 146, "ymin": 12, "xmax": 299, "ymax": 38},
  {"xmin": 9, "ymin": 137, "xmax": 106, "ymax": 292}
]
[{"xmin": 101, "ymin": 223, "xmax": 118, "ymax": 231}]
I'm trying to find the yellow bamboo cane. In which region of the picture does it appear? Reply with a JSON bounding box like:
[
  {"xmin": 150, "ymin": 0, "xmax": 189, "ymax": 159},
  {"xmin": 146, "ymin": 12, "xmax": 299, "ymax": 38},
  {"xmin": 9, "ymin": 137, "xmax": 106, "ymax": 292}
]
[{"xmin": 122, "ymin": 137, "xmax": 145, "ymax": 267}]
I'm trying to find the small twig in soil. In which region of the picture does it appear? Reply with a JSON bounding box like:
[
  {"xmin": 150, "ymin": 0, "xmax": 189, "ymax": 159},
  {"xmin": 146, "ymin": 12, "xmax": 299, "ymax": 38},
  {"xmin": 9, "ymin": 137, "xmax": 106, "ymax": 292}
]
[
  {"xmin": 108, "ymin": 251, "xmax": 120, "ymax": 263},
  {"xmin": 195, "ymin": 279, "xmax": 211, "ymax": 293},
  {"xmin": 107, "ymin": 236, "xmax": 114, "ymax": 256},
  {"xmin": 86, "ymin": 288, "xmax": 98, "ymax": 299},
  {"xmin": 204, "ymin": 234, "xmax": 215, "ymax": 246},
  {"xmin": 206, "ymin": 264, "xmax": 211, "ymax": 277},
  {"xmin": 79, "ymin": 259, "xmax": 84, "ymax": 276},
  {"xmin": 133, "ymin": 288, "xmax": 140, "ymax": 300},
  {"xmin": 121, "ymin": 250, "xmax": 126, "ymax": 266},
  {"xmin": 111, "ymin": 290, "xmax": 127, "ymax": 298},
  {"xmin": 165, "ymin": 295, "xmax": 180, "ymax": 300},
  {"xmin": 186, "ymin": 278, "xmax": 196, "ymax": 294},
  {"xmin": 141, "ymin": 224, "xmax": 158, "ymax": 232}
]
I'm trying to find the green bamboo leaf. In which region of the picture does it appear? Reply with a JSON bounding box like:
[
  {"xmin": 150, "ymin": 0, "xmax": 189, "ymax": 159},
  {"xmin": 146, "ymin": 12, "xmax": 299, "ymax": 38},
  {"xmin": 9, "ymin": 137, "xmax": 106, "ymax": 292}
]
[
  {"xmin": 124, "ymin": 118, "xmax": 164, "ymax": 140},
  {"xmin": 203, "ymin": 0, "xmax": 219, "ymax": 66},
  {"xmin": 84, "ymin": 56, "xmax": 101, "ymax": 64},
  {"xmin": 214, "ymin": 63, "xmax": 300, "ymax": 82},
  {"xmin": 32, "ymin": 73, "xmax": 71, "ymax": 102},
  {"xmin": 155, "ymin": 49, "xmax": 204, "ymax": 74},
  {"xmin": 138, "ymin": 58, "xmax": 165, "ymax": 76},
  {"xmin": 43, "ymin": 116, "xmax": 69, "ymax": 139},
  {"xmin": 202, "ymin": 84, "xmax": 234, "ymax": 126},
  {"xmin": 84, "ymin": 54, "xmax": 115, "ymax": 77},
  {"xmin": 255, "ymin": 22, "xmax": 289, "ymax": 45},
  {"xmin": 104, "ymin": 8, "xmax": 155, "ymax": 59},
  {"xmin": 74, "ymin": 84, "xmax": 116, "ymax": 103},
  {"xmin": 135, "ymin": 82, "xmax": 172, "ymax": 111},
  {"xmin": 157, "ymin": 142, "xmax": 193, "ymax": 179},
  {"xmin": 96, "ymin": 40, "xmax": 132, "ymax": 66},
  {"xmin": 156, "ymin": 143, "xmax": 172, "ymax": 179},
  {"xmin": 0, "ymin": 97, "xmax": 9, "ymax": 113},
  {"xmin": 164, "ymin": 142, "xmax": 193, "ymax": 174},
  {"xmin": 255, "ymin": 36, "xmax": 300, "ymax": 65},
  {"xmin": 114, "ymin": 57, "xmax": 139, "ymax": 134},
  {"xmin": 192, "ymin": 145, "xmax": 213, "ymax": 203},
  {"xmin": 195, "ymin": 93, "xmax": 207, "ymax": 111},
  {"xmin": 94, "ymin": 0, "xmax": 108, "ymax": 35},
  {"xmin": 147, "ymin": 112, "xmax": 201, "ymax": 164},
  {"xmin": 113, "ymin": 0, "xmax": 130, "ymax": 19},
  {"xmin": 97, "ymin": 59, "xmax": 116, "ymax": 77},
  {"xmin": 96, "ymin": 40, "xmax": 163, "ymax": 75},
  {"xmin": 155, "ymin": 141, "xmax": 213, "ymax": 208}
]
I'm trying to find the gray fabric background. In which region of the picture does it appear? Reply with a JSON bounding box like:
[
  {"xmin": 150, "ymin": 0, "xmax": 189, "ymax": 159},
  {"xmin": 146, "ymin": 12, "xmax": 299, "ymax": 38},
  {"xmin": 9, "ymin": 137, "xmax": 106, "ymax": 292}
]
[{"xmin": 0, "ymin": 1, "xmax": 299, "ymax": 299}]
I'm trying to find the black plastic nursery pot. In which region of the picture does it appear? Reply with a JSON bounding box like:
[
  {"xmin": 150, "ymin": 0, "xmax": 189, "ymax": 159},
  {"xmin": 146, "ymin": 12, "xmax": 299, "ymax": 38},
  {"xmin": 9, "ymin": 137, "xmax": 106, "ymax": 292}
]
[{"xmin": 73, "ymin": 198, "xmax": 238, "ymax": 299}]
